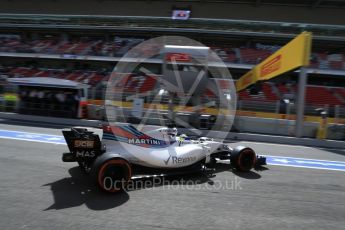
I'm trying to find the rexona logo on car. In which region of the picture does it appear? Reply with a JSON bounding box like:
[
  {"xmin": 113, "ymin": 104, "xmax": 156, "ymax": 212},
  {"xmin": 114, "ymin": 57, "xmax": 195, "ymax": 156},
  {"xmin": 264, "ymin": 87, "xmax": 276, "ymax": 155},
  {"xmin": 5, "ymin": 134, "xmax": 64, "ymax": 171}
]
[
  {"xmin": 164, "ymin": 155, "xmax": 197, "ymax": 165},
  {"xmin": 260, "ymin": 55, "xmax": 282, "ymax": 78},
  {"xmin": 172, "ymin": 156, "xmax": 196, "ymax": 164},
  {"xmin": 74, "ymin": 140, "xmax": 94, "ymax": 148}
]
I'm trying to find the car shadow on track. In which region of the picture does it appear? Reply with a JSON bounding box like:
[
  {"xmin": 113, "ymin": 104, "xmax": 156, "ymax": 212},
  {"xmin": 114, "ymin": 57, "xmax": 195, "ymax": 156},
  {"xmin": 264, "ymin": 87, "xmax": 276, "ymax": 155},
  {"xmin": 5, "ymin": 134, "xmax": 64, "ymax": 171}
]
[
  {"xmin": 215, "ymin": 163, "xmax": 264, "ymax": 180},
  {"xmin": 43, "ymin": 168, "xmax": 211, "ymax": 211},
  {"xmin": 43, "ymin": 167, "xmax": 129, "ymax": 211},
  {"xmin": 126, "ymin": 173, "xmax": 212, "ymax": 192},
  {"xmin": 127, "ymin": 162, "xmax": 267, "ymax": 192},
  {"xmin": 43, "ymin": 163, "xmax": 266, "ymax": 210}
]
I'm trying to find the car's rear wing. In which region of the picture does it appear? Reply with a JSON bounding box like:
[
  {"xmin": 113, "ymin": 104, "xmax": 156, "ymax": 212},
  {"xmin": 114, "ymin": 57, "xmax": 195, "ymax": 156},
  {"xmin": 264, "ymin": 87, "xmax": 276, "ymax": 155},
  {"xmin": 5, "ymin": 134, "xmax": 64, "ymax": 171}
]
[{"xmin": 62, "ymin": 127, "xmax": 103, "ymax": 153}]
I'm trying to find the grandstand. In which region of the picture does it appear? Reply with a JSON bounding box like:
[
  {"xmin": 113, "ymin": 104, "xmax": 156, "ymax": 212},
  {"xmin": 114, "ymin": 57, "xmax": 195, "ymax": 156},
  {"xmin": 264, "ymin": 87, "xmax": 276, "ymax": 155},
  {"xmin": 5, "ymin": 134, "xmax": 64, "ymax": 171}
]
[
  {"xmin": 1, "ymin": 33, "xmax": 345, "ymax": 70},
  {"xmin": 1, "ymin": 33, "xmax": 345, "ymax": 107}
]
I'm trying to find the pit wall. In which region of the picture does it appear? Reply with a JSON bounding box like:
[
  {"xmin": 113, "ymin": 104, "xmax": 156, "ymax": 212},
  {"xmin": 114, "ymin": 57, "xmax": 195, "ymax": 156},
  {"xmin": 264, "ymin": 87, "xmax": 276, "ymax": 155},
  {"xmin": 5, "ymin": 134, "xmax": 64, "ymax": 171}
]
[{"xmin": 86, "ymin": 103, "xmax": 345, "ymax": 141}]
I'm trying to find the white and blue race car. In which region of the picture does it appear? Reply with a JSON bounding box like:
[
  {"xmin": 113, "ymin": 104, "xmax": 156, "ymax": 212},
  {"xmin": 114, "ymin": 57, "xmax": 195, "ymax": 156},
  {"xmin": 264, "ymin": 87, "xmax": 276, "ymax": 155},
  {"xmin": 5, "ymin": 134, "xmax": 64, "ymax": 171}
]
[{"xmin": 62, "ymin": 124, "xmax": 266, "ymax": 193}]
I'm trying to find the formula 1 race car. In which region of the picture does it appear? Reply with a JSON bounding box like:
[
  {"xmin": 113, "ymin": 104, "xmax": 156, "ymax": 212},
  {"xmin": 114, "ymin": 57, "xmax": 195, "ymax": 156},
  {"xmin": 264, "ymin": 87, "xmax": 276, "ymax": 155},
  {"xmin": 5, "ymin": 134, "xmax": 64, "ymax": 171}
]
[{"xmin": 61, "ymin": 124, "xmax": 266, "ymax": 193}]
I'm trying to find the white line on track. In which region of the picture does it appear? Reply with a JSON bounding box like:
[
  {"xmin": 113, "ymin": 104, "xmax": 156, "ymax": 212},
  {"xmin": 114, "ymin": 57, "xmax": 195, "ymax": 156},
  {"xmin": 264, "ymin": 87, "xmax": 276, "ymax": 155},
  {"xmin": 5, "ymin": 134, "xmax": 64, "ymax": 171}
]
[
  {"xmin": 0, "ymin": 129, "xmax": 61, "ymax": 137},
  {"xmin": 239, "ymin": 141, "xmax": 314, "ymax": 149},
  {"xmin": 1, "ymin": 129, "xmax": 345, "ymax": 172},
  {"xmin": 262, "ymin": 154, "xmax": 345, "ymax": 164},
  {"xmin": 268, "ymin": 163, "xmax": 345, "ymax": 172},
  {"xmin": 0, "ymin": 136, "xmax": 65, "ymax": 145},
  {"xmin": 240, "ymin": 141, "xmax": 345, "ymax": 151}
]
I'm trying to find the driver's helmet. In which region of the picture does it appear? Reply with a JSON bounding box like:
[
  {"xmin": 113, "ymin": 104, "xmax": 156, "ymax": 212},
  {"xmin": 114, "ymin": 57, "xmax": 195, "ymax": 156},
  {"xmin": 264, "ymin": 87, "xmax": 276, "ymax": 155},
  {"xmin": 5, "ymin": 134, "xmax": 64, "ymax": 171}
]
[
  {"xmin": 168, "ymin": 128, "xmax": 178, "ymax": 137},
  {"xmin": 159, "ymin": 127, "xmax": 178, "ymax": 138}
]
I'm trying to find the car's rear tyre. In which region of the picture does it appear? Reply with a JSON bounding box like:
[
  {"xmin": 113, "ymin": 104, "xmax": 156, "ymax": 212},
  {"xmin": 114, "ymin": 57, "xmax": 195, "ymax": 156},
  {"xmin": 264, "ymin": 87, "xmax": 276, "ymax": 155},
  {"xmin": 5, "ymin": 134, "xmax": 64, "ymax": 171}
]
[
  {"xmin": 231, "ymin": 146, "xmax": 256, "ymax": 172},
  {"xmin": 91, "ymin": 154, "xmax": 132, "ymax": 193}
]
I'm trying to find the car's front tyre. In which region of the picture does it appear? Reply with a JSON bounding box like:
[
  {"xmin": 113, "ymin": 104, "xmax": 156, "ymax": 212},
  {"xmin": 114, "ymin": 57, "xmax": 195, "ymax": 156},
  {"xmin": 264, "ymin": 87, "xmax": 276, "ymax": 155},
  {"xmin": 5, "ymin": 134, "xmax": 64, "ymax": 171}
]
[{"xmin": 231, "ymin": 146, "xmax": 256, "ymax": 172}]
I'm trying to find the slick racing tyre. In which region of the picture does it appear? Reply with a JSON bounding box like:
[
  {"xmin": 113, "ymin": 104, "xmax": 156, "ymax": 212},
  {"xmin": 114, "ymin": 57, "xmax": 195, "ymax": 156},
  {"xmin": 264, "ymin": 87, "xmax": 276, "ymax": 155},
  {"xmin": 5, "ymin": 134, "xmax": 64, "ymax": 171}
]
[
  {"xmin": 231, "ymin": 146, "xmax": 256, "ymax": 172},
  {"xmin": 91, "ymin": 154, "xmax": 132, "ymax": 193}
]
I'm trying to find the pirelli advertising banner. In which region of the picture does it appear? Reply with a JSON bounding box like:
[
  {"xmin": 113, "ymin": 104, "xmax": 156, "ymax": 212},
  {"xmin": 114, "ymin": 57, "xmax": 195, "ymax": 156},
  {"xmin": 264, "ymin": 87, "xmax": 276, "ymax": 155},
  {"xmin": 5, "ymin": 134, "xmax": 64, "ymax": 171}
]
[
  {"xmin": 235, "ymin": 67, "xmax": 258, "ymax": 92},
  {"xmin": 236, "ymin": 32, "xmax": 312, "ymax": 91}
]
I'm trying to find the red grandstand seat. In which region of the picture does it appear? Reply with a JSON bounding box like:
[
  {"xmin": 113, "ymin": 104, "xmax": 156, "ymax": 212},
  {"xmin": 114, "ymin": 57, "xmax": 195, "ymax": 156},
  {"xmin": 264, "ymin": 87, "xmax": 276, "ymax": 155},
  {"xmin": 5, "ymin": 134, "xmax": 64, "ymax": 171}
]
[
  {"xmin": 277, "ymin": 83, "xmax": 290, "ymax": 95},
  {"xmin": 139, "ymin": 75, "xmax": 157, "ymax": 93},
  {"xmin": 239, "ymin": 48, "xmax": 271, "ymax": 64},
  {"xmin": 305, "ymin": 86, "xmax": 343, "ymax": 106},
  {"xmin": 35, "ymin": 70, "xmax": 50, "ymax": 77},
  {"xmin": 238, "ymin": 90, "xmax": 252, "ymax": 100},
  {"xmin": 205, "ymin": 88, "xmax": 216, "ymax": 98},
  {"xmin": 64, "ymin": 72, "xmax": 76, "ymax": 81},
  {"xmin": 261, "ymin": 83, "xmax": 279, "ymax": 101},
  {"xmin": 335, "ymin": 88, "xmax": 345, "ymax": 100},
  {"xmin": 89, "ymin": 73, "xmax": 106, "ymax": 86},
  {"xmin": 329, "ymin": 61, "xmax": 344, "ymax": 70}
]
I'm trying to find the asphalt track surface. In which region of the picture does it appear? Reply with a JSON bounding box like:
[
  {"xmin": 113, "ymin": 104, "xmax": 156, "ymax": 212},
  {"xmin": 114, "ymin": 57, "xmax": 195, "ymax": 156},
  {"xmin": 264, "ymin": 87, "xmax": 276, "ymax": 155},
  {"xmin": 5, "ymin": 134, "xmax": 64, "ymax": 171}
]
[{"xmin": 0, "ymin": 123, "xmax": 345, "ymax": 230}]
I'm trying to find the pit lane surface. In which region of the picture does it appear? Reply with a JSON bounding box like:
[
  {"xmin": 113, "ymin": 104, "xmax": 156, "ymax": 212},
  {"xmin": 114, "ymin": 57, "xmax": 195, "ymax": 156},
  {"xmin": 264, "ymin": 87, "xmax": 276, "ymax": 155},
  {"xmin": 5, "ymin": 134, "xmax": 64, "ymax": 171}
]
[{"xmin": 0, "ymin": 123, "xmax": 345, "ymax": 230}]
